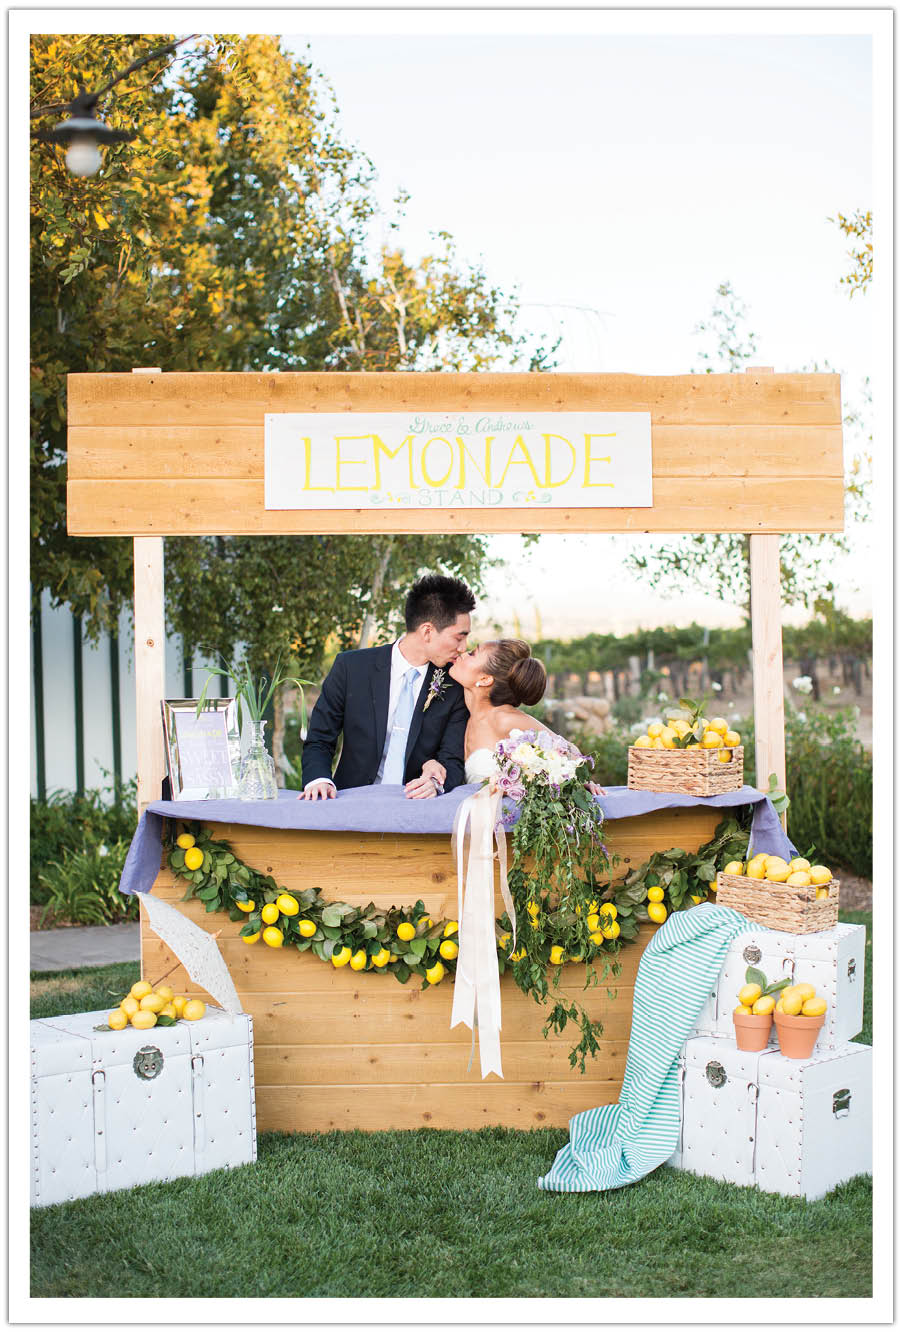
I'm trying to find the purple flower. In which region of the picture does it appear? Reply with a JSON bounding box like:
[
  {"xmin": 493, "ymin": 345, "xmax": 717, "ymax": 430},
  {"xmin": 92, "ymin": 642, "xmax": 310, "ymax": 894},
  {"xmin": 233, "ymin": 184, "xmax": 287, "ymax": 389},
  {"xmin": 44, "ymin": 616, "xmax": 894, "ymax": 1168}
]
[
  {"xmin": 507, "ymin": 783, "xmax": 526, "ymax": 802},
  {"xmin": 565, "ymin": 823, "xmax": 575, "ymax": 833},
  {"xmin": 507, "ymin": 763, "xmax": 521, "ymax": 780}
]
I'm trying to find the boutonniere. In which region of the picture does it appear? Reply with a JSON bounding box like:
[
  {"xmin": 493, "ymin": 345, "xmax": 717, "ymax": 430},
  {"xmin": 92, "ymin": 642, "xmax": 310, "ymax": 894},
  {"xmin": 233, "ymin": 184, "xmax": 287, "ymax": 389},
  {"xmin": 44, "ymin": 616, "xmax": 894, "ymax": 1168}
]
[{"xmin": 422, "ymin": 667, "xmax": 448, "ymax": 712}]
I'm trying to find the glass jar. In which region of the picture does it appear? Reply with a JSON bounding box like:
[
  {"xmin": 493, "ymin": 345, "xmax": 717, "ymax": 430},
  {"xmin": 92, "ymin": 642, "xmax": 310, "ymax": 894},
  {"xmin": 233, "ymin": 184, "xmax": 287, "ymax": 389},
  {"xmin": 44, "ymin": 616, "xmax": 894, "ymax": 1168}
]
[{"xmin": 238, "ymin": 719, "xmax": 278, "ymax": 800}]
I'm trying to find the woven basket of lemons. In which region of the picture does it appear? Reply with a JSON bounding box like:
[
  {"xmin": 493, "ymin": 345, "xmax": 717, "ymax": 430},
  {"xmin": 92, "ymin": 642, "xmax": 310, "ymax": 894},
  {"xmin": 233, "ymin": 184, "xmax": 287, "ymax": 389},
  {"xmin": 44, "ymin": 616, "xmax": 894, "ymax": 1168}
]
[
  {"xmin": 715, "ymin": 854, "xmax": 839, "ymax": 934},
  {"xmin": 628, "ymin": 712, "xmax": 744, "ymax": 796}
]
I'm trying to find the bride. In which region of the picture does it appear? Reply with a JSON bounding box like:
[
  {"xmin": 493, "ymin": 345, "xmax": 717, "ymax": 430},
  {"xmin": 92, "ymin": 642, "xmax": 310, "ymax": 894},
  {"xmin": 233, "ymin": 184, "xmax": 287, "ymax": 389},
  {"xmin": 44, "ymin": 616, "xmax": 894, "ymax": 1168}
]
[{"xmin": 447, "ymin": 639, "xmax": 606, "ymax": 795}]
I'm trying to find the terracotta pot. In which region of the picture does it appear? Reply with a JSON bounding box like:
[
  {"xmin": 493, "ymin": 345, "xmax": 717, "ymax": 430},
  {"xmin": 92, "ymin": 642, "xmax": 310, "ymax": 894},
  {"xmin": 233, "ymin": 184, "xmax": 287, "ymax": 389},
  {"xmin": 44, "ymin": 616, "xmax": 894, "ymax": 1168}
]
[
  {"xmin": 733, "ymin": 1010, "xmax": 774, "ymax": 1052},
  {"xmin": 774, "ymin": 1010, "xmax": 826, "ymax": 1060}
]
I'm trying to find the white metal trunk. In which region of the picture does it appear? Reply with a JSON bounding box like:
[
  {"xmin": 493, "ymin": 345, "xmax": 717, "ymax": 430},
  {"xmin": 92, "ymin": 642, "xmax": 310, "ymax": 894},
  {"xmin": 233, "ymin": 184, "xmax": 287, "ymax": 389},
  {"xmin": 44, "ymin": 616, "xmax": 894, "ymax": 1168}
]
[
  {"xmin": 30, "ymin": 1007, "xmax": 256, "ymax": 1208},
  {"xmin": 668, "ymin": 1036, "xmax": 872, "ymax": 1200},
  {"xmin": 692, "ymin": 922, "xmax": 865, "ymax": 1051}
]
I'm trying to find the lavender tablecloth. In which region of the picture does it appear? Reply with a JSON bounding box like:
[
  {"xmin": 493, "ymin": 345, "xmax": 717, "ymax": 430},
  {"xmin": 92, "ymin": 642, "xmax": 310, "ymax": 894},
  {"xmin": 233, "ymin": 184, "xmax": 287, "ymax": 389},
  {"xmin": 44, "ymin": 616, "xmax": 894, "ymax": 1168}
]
[{"xmin": 118, "ymin": 783, "xmax": 795, "ymax": 897}]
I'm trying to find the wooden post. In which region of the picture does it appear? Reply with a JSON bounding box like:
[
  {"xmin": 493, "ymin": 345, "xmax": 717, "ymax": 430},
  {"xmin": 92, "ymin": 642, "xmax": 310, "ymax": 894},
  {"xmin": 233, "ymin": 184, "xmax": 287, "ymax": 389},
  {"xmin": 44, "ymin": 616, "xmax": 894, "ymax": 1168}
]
[
  {"xmin": 132, "ymin": 369, "xmax": 166, "ymax": 816},
  {"xmin": 746, "ymin": 367, "xmax": 787, "ymax": 829}
]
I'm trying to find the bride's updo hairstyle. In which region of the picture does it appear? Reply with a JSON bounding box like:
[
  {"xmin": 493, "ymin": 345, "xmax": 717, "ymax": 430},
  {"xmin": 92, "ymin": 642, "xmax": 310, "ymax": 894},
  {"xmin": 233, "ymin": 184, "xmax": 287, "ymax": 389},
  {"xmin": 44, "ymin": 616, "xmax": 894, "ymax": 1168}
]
[{"xmin": 485, "ymin": 639, "xmax": 547, "ymax": 708}]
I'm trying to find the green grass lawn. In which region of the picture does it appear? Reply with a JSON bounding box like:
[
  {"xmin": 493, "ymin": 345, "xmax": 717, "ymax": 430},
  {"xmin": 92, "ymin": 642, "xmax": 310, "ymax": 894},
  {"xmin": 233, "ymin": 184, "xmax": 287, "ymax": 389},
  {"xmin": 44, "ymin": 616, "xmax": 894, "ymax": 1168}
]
[{"xmin": 29, "ymin": 912, "xmax": 872, "ymax": 1300}]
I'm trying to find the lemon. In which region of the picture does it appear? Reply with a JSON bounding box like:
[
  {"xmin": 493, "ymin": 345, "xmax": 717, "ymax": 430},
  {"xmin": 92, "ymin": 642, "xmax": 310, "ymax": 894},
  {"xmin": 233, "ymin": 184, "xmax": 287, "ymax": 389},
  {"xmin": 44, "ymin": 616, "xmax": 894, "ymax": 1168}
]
[
  {"xmin": 764, "ymin": 855, "xmax": 788, "ymax": 869},
  {"xmin": 809, "ymin": 865, "xmax": 832, "ymax": 885},
  {"xmin": 396, "ymin": 922, "xmax": 416, "ymax": 942},
  {"xmin": 261, "ymin": 903, "xmax": 280, "ymax": 925},
  {"xmin": 590, "ymin": 931, "xmax": 604, "ymax": 945},
  {"xmin": 724, "ymin": 730, "xmax": 741, "ymax": 747},
  {"xmin": 701, "ymin": 731, "xmax": 722, "ymax": 749},
  {"xmin": 172, "ymin": 996, "xmax": 187, "ymax": 1016},
  {"xmin": 633, "ymin": 735, "xmax": 652, "ymax": 748},
  {"xmin": 738, "ymin": 983, "xmax": 762, "ymax": 1006},
  {"xmin": 349, "ymin": 949, "xmax": 367, "ymax": 971},
  {"xmin": 752, "ymin": 995, "xmax": 776, "ymax": 1015},
  {"xmin": 275, "ymin": 893, "xmax": 299, "ymax": 916},
  {"xmin": 717, "ymin": 749, "xmax": 732, "ymax": 763},
  {"xmin": 419, "ymin": 917, "xmax": 434, "ymax": 930},
  {"xmin": 671, "ymin": 719, "xmax": 691, "ymax": 737},
  {"xmin": 789, "ymin": 857, "xmax": 811, "ymax": 872},
  {"xmin": 497, "ymin": 932, "xmax": 511, "ymax": 950},
  {"xmin": 708, "ymin": 717, "xmax": 729, "ymax": 735},
  {"xmin": 781, "ymin": 989, "xmax": 804, "ymax": 1015},
  {"xmin": 235, "ymin": 899, "xmax": 255, "ymax": 913},
  {"xmin": 647, "ymin": 902, "xmax": 667, "ymax": 925},
  {"xmin": 766, "ymin": 867, "xmax": 790, "ymax": 882},
  {"xmin": 660, "ymin": 726, "xmax": 678, "ymax": 746},
  {"xmin": 774, "ymin": 999, "xmax": 785, "ymax": 1013},
  {"xmin": 723, "ymin": 861, "xmax": 744, "ymax": 876},
  {"xmin": 510, "ymin": 948, "xmax": 527, "ymax": 961},
  {"xmin": 298, "ymin": 919, "xmax": 317, "ymax": 937},
  {"xmin": 733, "ymin": 1004, "xmax": 753, "ymax": 1016},
  {"xmin": 685, "ymin": 743, "xmax": 701, "ymax": 750},
  {"xmin": 801, "ymin": 997, "xmax": 827, "ymax": 1016},
  {"xmin": 588, "ymin": 900, "xmax": 599, "ymax": 912},
  {"xmin": 331, "ymin": 946, "xmax": 352, "ymax": 967},
  {"xmin": 425, "ymin": 961, "xmax": 446, "ymax": 984},
  {"xmin": 371, "ymin": 947, "xmax": 390, "ymax": 968},
  {"xmin": 549, "ymin": 945, "xmax": 566, "ymax": 965},
  {"xmin": 815, "ymin": 887, "xmax": 830, "ymax": 899},
  {"xmin": 176, "ymin": 833, "xmax": 196, "ymax": 849},
  {"xmin": 131, "ymin": 1009, "xmax": 158, "ymax": 1030},
  {"xmin": 439, "ymin": 939, "xmax": 459, "ymax": 960},
  {"xmin": 388, "ymin": 953, "xmax": 398, "ymax": 963},
  {"xmin": 690, "ymin": 894, "xmax": 704, "ymax": 904},
  {"xmin": 156, "ymin": 985, "xmax": 174, "ymax": 1002},
  {"xmin": 159, "ymin": 1002, "xmax": 177, "ymax": 1019},
  {"xmin": 651, "ymin": 737, "xmax": 666, "ymax": 749},
  {"xmin": 792, "ymin": 982, "xmax": 816, "ymax": 1002},
  {"xmin": 586, "ymin": 912, "xmax": 601, "ymax": 931},
  {"xmin": 646, "ymin": 886, "xmax": 664, "ymax": 903},
  {"xmin": 184, "ymin": 847, "xmax": 204, "ymax": 871},
  {"xmin": 262, "ymin": 926, "xmax": 284, "ymax": 948},
  {"xmin": 140, "ymin": 992, "xmax": 166, "ymax": 1013},
  {"xmin": 786, "ymin": 870, "xmax": 811, "ymax": 887},
  {"xmin": 601, "ymin": 920, "xmax": 620, "ymax": 940},
  {"xmin": 107, "ymin": 1009, "xmax": 128, "ymax": 1030},
  {"xmin": 130, "ymin": 980, "xmax": 152, "ymax": 1001},
  {"xmin": 443, "ymin": 921, "xmax": 459, "ymax": 937},
  {"xmin": 746, "ymin": 863, "xmax": 766, "ymax": 879},
  {"xmin": 598, "ymin": 903, "xmax": 617, "ymax": 920},
  {"xmin": 120, "ymin": 995, "xmax": 140, "ymax": 1018},
  {"xmin": 647, "ymin": 722, "xmax": 664, "ymax": 738},
  {"xmin": 183, "ymin": 999, "xmax": 206, "ymax": 1021},
  {"xmin": 243, "ymin": 931, "xmax": 260, "ymax": 944},
  {"xmin": 569, "ymin": 951, "xmax": 584, "ymax": 962}
]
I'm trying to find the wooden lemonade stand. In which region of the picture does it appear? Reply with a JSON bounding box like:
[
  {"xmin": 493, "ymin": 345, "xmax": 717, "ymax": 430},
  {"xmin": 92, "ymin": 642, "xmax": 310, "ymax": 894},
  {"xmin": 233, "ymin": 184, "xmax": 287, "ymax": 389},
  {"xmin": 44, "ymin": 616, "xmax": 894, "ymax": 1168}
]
[{"xmin": 66, "ymin": 369, "xmax": 844, "ymax": 1131}]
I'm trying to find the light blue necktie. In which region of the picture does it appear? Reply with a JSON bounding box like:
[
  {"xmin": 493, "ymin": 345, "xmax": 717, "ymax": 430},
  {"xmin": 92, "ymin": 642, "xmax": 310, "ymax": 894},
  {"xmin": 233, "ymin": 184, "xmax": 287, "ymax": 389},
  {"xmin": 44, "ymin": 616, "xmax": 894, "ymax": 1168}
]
[{"xmin": 380, "ymin": 668, "xmax": 419, "ymax": 785}]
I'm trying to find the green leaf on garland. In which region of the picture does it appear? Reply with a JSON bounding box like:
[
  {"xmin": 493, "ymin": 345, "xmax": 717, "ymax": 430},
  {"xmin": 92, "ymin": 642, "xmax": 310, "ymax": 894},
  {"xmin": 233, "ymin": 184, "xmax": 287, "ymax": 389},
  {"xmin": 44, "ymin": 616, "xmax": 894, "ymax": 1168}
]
[
  {"xmin": 360, "ymin": 920, "xmax": 378, "ymax": 939},
  {"xmin": 394, "ymin": 964, "xmax": 410, "ymax": 983},
  {"xmin": 408, "ymin": 938, "xmax": 427, "ymax": 957},
  {"xmin": 321, "ymin": 905, "xmax": 343, "ymax": 928},
  {"xmin": 319, "ymin": 923, "xmax": 341, "ymax": 941},
  {"xmin": 294, "ymin": 939, "xmax": 312, "ymax": 953}
]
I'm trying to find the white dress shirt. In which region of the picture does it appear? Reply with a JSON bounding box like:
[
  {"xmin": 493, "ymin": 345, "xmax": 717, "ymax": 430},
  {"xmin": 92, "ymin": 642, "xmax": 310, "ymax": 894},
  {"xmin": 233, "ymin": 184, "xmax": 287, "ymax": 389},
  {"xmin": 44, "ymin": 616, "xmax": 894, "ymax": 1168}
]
[
  {"xmin": 304, "ymin": 639, "xmax": 428, "ymax": 791},
  {"xmin": 375, "ymin": 640, "xmax": 429, "ymax": 782}
]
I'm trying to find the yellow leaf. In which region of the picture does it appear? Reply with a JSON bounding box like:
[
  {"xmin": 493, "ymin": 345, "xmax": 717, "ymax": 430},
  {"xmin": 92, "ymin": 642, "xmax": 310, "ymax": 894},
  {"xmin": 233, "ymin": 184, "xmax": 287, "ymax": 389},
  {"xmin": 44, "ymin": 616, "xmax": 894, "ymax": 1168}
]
[{"xmin": 93, "ymin": 209, "xmax": 110, "ymax": 231}]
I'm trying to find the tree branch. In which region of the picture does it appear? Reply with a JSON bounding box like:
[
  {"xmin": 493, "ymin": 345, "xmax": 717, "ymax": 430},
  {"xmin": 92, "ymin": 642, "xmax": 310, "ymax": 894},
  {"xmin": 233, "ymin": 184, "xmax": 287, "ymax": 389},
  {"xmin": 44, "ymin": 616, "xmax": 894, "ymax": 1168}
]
[{"xmin": 30, "ymin": 34, "xmax": 199, "ymax": 119}]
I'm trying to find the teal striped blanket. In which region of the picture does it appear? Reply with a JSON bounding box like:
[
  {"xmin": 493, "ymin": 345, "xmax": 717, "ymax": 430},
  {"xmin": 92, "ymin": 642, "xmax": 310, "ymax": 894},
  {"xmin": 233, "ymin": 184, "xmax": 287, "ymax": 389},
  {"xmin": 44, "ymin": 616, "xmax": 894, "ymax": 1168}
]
[{"xmin": 538, "ymin": 903, "xmax": 751, "ymax": 1192}]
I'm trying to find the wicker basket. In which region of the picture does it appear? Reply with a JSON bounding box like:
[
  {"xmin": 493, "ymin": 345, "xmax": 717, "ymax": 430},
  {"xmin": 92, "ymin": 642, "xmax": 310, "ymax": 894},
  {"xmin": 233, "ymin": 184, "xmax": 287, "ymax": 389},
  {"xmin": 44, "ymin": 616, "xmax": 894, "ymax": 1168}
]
[
  {"xmin": 715, "ymin": 872, "xmax": 840, "ymax": 934},
  {"xmin": 627, "ymin": 744, "xmax": 744, "ymax": 796}
]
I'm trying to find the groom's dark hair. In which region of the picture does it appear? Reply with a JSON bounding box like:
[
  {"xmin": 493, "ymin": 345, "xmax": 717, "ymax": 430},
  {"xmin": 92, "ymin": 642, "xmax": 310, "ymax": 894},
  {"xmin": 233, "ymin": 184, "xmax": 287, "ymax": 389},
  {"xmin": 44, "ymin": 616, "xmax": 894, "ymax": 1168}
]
[{"xmin": 405, "ymin": 574, "xmax": 476, "ymax": 632}]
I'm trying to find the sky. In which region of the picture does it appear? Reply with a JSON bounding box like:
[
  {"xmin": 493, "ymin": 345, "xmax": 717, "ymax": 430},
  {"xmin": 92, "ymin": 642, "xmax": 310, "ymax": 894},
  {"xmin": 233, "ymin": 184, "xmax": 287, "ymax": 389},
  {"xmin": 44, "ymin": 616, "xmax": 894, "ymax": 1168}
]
[{"xmin": 286, "ymin": 28, "xmax": 875, "ymax": 637}]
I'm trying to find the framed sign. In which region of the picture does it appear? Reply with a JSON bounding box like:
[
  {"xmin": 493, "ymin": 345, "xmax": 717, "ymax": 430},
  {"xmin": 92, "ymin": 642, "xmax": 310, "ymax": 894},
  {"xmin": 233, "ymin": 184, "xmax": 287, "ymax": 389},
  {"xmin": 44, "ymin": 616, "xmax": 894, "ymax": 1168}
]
[
  {"xmin": 264, "ymin": 411, "xmax": 653, "ymax": 511},
  {"xmin": 161, "ymin": 698, "xmax": 238, "ymax": 800}
]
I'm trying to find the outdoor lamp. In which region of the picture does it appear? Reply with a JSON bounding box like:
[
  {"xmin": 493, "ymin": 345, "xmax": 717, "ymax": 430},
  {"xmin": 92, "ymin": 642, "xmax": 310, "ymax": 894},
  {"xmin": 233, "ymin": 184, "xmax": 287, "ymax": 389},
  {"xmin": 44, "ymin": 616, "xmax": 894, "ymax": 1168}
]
[{"xmin": 34, "ymin": 88, "xmax": 133, "ymax": 177}]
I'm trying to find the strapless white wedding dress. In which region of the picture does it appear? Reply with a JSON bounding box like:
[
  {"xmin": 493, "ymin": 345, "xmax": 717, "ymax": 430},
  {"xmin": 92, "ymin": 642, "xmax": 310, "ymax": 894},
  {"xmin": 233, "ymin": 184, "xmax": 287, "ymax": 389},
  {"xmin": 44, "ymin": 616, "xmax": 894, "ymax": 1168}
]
[{"xmin": 465, "ymin": 748, "xmax": 497, "ymax": 784}]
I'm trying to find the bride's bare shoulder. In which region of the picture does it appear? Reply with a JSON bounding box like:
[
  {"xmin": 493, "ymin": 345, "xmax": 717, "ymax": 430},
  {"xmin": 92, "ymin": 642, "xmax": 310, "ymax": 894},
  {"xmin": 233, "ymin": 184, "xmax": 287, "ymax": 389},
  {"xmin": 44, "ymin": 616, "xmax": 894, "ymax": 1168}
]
[{"xmin": 490, "ymin": 707, "xmax": 551, "ymax": 741}]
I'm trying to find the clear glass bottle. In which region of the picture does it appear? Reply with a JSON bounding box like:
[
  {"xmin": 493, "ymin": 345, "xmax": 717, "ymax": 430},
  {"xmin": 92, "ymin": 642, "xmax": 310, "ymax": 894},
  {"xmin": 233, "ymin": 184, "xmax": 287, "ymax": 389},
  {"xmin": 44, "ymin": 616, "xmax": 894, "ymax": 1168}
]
[
  {"xmin": 238, "ymin": 719, "xmax": 278, "ymax": 800},
  {"xmin": 226, "ymin": 713, "xmax": 243, "ymax": 797}
]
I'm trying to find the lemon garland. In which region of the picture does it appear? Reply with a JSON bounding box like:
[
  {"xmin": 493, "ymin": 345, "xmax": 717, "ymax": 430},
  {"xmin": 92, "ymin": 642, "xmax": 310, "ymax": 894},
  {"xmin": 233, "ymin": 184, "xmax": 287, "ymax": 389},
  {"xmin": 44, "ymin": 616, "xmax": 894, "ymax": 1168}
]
[{"xmin": 165, "ymin": 821, "xmax": 629, "ymax": 1067}]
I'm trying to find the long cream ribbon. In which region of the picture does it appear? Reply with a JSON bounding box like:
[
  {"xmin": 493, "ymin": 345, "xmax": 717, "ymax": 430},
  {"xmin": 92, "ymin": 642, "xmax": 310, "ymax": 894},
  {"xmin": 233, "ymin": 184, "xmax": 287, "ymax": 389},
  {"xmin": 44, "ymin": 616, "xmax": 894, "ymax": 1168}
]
[{"xmin": 449, "ymin": 785, "xmax": 516, "ymax": 1079}]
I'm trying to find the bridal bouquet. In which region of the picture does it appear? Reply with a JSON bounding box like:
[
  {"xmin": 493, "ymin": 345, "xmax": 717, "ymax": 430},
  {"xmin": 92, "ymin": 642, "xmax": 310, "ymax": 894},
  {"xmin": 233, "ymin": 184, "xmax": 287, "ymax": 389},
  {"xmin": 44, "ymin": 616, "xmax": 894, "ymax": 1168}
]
[{"xmin": 486, "ymin": 729, "xmax": 622, "ymax": 1071}]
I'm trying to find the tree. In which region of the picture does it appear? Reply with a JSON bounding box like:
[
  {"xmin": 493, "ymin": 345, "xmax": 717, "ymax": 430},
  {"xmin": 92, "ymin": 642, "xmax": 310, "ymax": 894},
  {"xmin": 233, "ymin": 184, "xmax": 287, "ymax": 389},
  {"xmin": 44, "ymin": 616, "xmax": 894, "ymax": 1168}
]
[
  {"xmin": 31, "ymin": 35, "xmax": 539, "ymax": 646},
  {"xmin": 622, "ymin": 280, "xmax": 857, "ymax": 616},
  {"xmin": 831, "ymin": 208, "xmax": 873, "ymax": 296}
]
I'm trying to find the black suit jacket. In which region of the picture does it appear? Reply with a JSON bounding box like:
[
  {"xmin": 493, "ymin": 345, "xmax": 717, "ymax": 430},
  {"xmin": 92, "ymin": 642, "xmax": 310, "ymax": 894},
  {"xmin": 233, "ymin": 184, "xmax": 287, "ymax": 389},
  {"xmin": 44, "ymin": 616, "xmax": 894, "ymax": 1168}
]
[{"xmin": 301, "ymin": 644, "xmax": 468, "ymax": 791}]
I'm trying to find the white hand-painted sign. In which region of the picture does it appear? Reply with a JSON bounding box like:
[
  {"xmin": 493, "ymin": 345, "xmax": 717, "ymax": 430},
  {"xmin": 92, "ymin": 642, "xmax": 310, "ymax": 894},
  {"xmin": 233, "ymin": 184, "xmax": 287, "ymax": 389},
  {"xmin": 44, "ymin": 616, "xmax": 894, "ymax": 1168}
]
[{"xmin": 264, "ymin": 412, "xmax": 652, "ymax": 510}]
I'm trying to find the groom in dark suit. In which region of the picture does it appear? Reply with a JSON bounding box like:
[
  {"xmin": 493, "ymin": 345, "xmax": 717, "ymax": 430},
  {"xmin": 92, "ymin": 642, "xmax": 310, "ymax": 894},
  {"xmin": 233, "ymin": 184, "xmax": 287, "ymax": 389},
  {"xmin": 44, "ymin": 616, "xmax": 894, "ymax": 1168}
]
[{"xmin": 299, "ymin": 574, "xmax": 475, "ymax": 800}]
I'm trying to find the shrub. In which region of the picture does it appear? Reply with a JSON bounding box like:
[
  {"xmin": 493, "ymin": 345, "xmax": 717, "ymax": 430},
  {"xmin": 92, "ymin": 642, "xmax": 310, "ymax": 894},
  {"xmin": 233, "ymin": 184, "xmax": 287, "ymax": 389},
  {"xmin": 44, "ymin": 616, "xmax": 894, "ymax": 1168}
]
[
  {"xmin": 31, "ymin": 779, "xmax": 138, "ymax": 921},
  {"xmin": 611, "ymin": 695, "xmax": 645, "ymax": 727},
  {"xmin": 742, "ymin": 704, "xmax": 871, "ymax": 878}
]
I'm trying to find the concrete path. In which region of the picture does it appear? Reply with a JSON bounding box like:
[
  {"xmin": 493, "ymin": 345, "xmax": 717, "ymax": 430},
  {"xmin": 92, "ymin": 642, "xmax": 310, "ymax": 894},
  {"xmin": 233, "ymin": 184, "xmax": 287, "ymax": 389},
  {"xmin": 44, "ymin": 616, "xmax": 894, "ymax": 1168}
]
[{"xmin": 30, "ymin": 923, "xmax": 140, "ymax": 974}]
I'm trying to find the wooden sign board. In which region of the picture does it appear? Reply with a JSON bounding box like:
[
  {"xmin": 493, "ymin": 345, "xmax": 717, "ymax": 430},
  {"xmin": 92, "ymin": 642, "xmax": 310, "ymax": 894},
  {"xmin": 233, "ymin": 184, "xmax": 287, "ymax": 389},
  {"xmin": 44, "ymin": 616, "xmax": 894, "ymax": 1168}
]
[{"xmin": 66, "ymin": 371, "xmax": 844, "ymax": 536}]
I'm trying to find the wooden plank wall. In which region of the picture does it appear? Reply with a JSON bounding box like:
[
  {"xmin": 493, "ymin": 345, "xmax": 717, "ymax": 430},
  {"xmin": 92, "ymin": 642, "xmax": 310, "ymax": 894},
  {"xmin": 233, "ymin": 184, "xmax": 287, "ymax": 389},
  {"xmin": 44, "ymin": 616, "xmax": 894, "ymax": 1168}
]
[
  {"xmin": 67, "ymin": 371, "xmax": 844, "ymax": 535},
  {"xmin": 141, "ymin": 806, "xmax": 723, "ymax": 1132}
]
